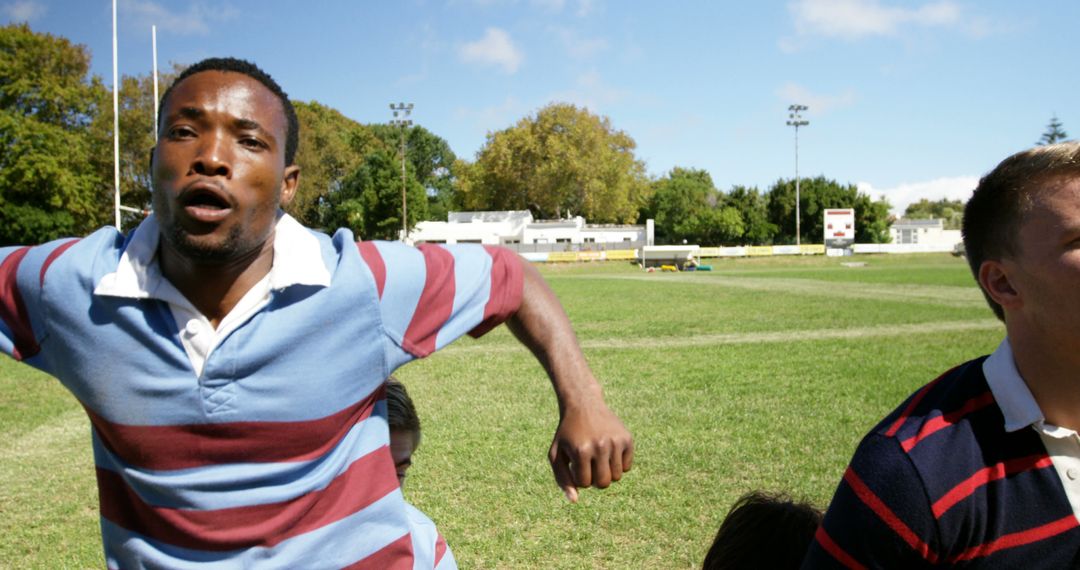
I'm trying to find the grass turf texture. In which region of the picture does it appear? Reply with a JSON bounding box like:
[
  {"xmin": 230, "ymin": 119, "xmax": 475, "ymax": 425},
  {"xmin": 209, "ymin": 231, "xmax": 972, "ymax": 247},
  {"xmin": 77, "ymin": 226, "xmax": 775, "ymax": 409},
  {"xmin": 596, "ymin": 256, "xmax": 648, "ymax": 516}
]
[{"xmin": 0, "ymin": 253, "xmax": 1001, "ymax": 568}]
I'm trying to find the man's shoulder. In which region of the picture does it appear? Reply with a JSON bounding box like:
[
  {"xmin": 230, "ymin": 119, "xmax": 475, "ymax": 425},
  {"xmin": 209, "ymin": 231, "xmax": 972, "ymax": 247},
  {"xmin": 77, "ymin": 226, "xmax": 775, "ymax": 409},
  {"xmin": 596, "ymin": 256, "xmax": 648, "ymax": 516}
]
[
  {"xmin": 852, "ymin": 353, "xmax": 1049, "ymax": 499},
  {"xmin": 869, "ymin": 356, "xmax": 994, "ymax": 440},
  {"xmin": 847, "ymin": 356, "xmax": 1008, "ymax": 485},
  {"xmin": 8, "ymin": 226, "xmax": 125, "ymax": 284}
]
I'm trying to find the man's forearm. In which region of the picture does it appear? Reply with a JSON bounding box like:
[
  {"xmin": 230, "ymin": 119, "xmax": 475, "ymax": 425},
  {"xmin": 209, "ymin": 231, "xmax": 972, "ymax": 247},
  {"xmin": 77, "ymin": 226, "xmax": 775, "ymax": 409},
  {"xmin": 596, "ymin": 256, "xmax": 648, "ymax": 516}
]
[
  {"xmin": 504, "ymin": 257, "xmax": 633, "ymax": 501},
  {"xmin": 505, "ymin": 259, "xmax": 603, "ymax": 412}
]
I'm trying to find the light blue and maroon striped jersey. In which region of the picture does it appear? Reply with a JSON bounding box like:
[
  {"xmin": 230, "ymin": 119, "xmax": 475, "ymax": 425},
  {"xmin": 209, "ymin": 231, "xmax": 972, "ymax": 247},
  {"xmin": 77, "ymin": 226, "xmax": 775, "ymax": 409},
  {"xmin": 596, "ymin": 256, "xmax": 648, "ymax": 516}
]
[
  {"xmin": 0, "ymin": 222, "xmax": 522, "ymax": 568},
  {"xmin": 803, "ymin": 357, "xmax": 1080, "ymax": 568}
]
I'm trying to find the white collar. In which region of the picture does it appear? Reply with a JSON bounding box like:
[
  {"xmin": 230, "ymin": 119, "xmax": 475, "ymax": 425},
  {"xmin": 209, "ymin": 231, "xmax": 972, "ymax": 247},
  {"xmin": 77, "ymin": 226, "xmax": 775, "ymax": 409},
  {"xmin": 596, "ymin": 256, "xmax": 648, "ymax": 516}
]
[
  {"xmin": 984, "ymin": 337, "xmax": 1074, "ymax": 438},
  {"xmin": 94, "ymin": 212, "xmax": 331, "ymax": 300}
]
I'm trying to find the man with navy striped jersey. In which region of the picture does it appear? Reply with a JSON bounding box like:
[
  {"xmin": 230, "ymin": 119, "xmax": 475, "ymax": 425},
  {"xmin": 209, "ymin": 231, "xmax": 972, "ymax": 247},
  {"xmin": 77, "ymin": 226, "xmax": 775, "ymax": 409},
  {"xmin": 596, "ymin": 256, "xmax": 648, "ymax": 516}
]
[
  {"xmin": 802, "ymin": 142, "xmax": 1080, "ymax": 568},
  {"xmin": 0, "ymin": 57, "xmax": 633, "ymax": 568}
]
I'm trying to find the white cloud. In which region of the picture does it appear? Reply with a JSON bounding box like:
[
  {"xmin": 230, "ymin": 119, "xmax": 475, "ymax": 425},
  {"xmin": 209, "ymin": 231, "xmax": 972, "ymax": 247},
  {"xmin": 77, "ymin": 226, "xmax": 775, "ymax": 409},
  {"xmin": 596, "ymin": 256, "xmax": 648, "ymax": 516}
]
[
  {"xmin": 459, "ymin": 27, "xmax": 523, "ymax": 74},
  {"xmin": 788, "ymin": 0, "xmax": 961, "ymax": 40},
  {"xmin": 531, "ymin": 0, "xmax": 565, "ymax": 11},
  {"xmin": 574, "ymin": 0, "xmax": 597, "ymax": 17},
  {"xmin": 552, "ymin": 27, "xmax": 608, "ymax": 59},
  {"xmin": 776, "ymin": 82, "xmax": 856, "ymax": 114},
  {"xmin": 546, "ymin": 70, "xmax": 629, "ymax": 111},
  {"xmin": 119, "ymin": 0, "xmax": 239, "ymax": 36},
  {"xmin": 454, "ymin": 96, "xmax": 529, "ymax": 136},
  {"xmin": 857, "ymin": 176, "xmax": 978, "ymax": 215},
  {"xmin": 2, "ymin": 0, "xmax": 46, "ymax": 21},
  {"xmin": 530, "ymin": 0, "xmax": 597, "ymax": 16}
]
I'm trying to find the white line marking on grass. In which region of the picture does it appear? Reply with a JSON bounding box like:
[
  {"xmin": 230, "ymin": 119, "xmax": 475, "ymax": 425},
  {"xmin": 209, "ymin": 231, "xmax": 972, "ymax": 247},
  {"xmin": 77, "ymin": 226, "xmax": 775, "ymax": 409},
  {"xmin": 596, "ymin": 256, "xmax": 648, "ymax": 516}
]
[
  {"xmin": 561, "ymin": 274, "xmax": 985, "ymax": 308},
  {"xmin": 579, "ymin": 319, "xmax": 1002, "ymax": 349},
  {"xmin": 444, "ymin": 319, "xmax": 1002, "ymax": 354}
]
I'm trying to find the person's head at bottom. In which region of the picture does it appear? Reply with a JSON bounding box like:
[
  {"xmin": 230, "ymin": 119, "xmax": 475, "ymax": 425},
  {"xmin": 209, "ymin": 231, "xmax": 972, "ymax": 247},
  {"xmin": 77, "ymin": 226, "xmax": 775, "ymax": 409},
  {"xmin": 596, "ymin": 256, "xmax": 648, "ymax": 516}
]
[
  {"xmin": 386, "ymin": 376, "xmax": 421, "ymax": 487},
  {"xmin": 702, "ymin": 491, "xmax": 822, "ymax": 570}
]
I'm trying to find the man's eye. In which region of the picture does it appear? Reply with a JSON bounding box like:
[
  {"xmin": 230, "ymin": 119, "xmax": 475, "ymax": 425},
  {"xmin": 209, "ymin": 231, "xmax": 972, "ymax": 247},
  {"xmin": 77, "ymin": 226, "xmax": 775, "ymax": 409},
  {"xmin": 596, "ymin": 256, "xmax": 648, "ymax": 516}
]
[
  {"xmin": 167, "ymin": 126, "xmax": 194, "ymax": 138},
  {"xmin": 240, "ymin": 137, "xmax": 267, "ymax": 150}
]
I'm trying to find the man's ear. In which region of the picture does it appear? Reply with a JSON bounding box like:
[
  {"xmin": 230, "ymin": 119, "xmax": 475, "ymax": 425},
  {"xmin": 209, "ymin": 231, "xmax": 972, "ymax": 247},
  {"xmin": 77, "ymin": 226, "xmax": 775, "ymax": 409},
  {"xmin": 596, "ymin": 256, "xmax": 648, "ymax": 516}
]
[
  {"xmin": 280, "ymin": 165, "xmax": 300, "ymax": 207},
  {"xmin": 979, "ymin": 259, "xmax": 1021, "ymax": 310}
]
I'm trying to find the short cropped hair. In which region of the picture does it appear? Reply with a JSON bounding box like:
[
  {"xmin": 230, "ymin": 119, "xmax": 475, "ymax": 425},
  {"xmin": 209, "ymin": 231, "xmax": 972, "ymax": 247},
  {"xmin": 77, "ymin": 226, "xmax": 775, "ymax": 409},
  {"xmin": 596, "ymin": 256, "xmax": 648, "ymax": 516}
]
[
  {"xmin": 386, "ymin": 376, "xmax": 421, "ymax": 447},
  {"xmin": 158, "ymin": 57, "xmax": 300, "ymax": 166},
  {"xmin": 963, "ymin": 141, "xmax": 1080, "ymax": 320},
  {"xmin": 702, "ymin": 491, "xmax": 822, "ymax": 570}
]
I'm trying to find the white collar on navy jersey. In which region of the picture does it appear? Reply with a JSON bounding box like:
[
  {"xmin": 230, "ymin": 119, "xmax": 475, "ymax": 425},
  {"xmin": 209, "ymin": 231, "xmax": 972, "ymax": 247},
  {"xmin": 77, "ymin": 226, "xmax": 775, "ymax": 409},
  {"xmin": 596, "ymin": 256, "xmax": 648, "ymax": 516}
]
[{"xmin": 984, "ymin": 337, "xmax": 1074, "ymax": 438}]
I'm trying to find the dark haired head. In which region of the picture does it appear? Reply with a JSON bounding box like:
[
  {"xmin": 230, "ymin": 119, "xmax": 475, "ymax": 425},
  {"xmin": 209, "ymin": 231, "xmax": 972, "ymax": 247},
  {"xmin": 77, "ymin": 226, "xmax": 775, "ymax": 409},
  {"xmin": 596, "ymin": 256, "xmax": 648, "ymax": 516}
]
[
  {"xmin": 386, "ymin": 376, "xmax": 421, "ymax": 447},
  {"xmin": 963, "ymin": 141, "xmax": 1080, "ymax": 321},
  {"xmin": 702, "ymin": 491, "xmax": 822, "ymax": 570},
  {"xmin": 158, "ymin": 57, "xmax": 299, "ymax": 166}
]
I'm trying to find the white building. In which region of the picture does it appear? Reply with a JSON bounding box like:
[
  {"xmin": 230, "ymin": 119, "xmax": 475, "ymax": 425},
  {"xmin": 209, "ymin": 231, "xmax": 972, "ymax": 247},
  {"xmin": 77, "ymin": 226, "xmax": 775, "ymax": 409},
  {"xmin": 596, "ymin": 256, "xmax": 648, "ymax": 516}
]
[
  {"xmin": 889, "ymin": 218, "xmax": 962, "ymax": 247},
  {"xmin": 407, "ymin": 210, "xmax": 650, "ymax": 249}
]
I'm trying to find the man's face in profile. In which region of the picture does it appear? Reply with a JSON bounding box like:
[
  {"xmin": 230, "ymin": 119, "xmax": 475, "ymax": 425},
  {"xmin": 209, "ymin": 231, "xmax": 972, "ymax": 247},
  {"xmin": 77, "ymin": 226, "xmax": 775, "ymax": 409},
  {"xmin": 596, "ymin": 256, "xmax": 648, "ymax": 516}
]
[{"xmin": 390, "ymin": 429, "xmax": 417, "ymax": 486}]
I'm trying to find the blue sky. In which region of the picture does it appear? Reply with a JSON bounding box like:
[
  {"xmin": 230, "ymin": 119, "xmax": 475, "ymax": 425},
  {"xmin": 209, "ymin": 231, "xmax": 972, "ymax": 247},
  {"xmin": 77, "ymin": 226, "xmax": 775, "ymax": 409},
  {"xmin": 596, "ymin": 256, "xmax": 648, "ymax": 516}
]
[{"xmin": 5, "ymin": 0, "xmax": 1078, "ymax": 213}]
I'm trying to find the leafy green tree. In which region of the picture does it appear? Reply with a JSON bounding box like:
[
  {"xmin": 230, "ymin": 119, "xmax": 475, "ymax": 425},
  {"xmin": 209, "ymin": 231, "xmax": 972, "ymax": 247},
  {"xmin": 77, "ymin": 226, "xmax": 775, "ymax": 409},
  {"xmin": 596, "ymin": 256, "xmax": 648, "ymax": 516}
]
[
  {"xmin": 371, "ymin": 124, "xmax": 459, "ymax": 221},
  {"xmin": 903, "ymin": 197, "xmax": 964, "ymax": 229},
  {"xmin": 459, "ymin": 103, "xmax": 649, "ymax": 223},
  {"xmin": 0, "ymin": 23, "xmax": 110, "ymax": 244},
  {"xmin": 852, "ymin": 191, "xmax": 893, "ymax": 244},
  {"xmin": 322, "ymin": 149, "xmax": 428, "ymax": 240},
  {"xmin": 726, "ymin": 185, "xmax": 777, "ymax": 244},
  {"xmin": 1038, "ymin": 114, "xmax": 1068, "ymax": 145},
  {"xmin": 766, "ymin": 176, "xmax": 891, "ymax": 244},
  {"xmin": 290, "ymin": 101, "xmax": 375, "ymax": 227},
  {"xmin": 647, "ymin": 167, "xmax": 743, "ymax": 245}
]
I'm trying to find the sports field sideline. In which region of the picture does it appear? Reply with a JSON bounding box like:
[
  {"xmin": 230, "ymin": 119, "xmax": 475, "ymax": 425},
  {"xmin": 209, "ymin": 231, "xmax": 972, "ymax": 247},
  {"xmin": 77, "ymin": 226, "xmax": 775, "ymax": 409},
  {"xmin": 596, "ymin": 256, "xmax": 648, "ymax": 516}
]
[{"xmin": 0, "ymin": 252, "xmax": 1001, "ymax": 568}]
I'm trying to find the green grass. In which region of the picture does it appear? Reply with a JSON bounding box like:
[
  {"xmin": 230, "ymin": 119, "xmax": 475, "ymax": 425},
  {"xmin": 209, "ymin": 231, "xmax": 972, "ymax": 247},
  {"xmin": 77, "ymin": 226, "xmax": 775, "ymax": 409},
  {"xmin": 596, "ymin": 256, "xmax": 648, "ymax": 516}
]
[{"xmin": 0, "ymin": 252, "xmax": 1002, "ymax": 568}]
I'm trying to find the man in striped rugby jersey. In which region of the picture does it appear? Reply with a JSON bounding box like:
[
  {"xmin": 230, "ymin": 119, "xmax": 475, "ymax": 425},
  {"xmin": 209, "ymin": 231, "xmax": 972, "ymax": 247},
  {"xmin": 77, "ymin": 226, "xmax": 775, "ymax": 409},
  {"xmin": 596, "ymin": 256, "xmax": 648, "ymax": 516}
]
[
  {"xmin": 0, "ymin": 57, "xmax": 632, "ymax": 568},
  {"xmin": 802, "ymin": 142, "xmax": 1080, "ymax": 568}
]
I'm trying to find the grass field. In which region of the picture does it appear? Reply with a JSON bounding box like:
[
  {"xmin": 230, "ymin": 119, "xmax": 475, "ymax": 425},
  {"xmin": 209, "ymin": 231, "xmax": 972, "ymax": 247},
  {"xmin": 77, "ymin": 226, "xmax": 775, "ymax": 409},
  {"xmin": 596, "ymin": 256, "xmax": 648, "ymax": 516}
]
[{"xmin": 0, "ymin": 252, "xmax": 1003, "ymax": 568}]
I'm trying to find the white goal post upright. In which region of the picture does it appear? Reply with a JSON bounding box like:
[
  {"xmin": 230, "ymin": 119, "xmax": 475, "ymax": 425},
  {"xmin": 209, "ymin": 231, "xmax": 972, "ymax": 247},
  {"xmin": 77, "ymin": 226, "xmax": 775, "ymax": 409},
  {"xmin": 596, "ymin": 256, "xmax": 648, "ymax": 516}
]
[{"xmin": 112, "ymin": 0, "xmax": 120, "ymax": 229}]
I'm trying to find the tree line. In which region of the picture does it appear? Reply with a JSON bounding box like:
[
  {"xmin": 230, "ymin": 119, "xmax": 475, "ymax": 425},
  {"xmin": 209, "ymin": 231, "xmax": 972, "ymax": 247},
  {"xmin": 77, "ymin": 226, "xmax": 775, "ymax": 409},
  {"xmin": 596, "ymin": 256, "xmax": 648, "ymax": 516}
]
[{"xmin": 4, "ymin": 22, "xmax": 943, "ymax": 247}]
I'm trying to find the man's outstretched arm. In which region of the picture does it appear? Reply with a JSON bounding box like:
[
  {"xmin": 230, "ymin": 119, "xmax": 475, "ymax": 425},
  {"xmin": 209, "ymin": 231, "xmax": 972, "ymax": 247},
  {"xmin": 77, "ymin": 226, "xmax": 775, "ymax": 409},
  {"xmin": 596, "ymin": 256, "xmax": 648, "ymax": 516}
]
[{"xmin": 505, "ymin": 259, "xmax": 634, "ymax": 502}]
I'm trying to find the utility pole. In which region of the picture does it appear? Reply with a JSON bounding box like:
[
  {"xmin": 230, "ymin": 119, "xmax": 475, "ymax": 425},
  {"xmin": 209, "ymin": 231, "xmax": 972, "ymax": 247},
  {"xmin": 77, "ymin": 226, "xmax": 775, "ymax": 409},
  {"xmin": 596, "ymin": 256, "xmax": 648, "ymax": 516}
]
[
  {"xmin": 786, "ymin": 104, "xmax": 808, "ymax": 246},
  {"xmin": 389, "ymin": 102, "xmax": 414, "ymax": 241}
]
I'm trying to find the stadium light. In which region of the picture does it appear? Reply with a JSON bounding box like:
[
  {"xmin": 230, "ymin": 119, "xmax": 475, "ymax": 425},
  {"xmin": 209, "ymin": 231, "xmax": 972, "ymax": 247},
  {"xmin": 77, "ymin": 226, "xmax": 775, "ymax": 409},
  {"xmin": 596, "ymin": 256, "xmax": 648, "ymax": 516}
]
[
  {"xmin": 389, "ymin": 103, "xmax": 414, "ymax": 241},
  {"xmin": 786, "ymin": 104, "xmax": 809, "ymax": 246}
]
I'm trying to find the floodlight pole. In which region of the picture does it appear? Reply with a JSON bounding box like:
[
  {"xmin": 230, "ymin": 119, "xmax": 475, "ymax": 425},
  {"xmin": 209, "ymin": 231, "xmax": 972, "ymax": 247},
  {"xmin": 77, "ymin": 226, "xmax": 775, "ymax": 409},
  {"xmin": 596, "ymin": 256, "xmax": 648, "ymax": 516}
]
[
  {"xmin": 786, "ymin": 104, "xmax": 808, "ymax": 246},
  {"xmin": 389, "ymin": 102, "xmax": 414, "ymax": 241}
]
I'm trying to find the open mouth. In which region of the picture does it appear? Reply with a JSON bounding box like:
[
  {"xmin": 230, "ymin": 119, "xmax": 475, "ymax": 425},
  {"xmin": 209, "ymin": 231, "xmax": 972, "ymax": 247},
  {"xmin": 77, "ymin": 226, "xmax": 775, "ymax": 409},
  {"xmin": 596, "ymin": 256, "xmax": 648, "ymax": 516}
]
[{"xmin": 180, "ymin": 185, "xmax": 233, "ymax": 222}]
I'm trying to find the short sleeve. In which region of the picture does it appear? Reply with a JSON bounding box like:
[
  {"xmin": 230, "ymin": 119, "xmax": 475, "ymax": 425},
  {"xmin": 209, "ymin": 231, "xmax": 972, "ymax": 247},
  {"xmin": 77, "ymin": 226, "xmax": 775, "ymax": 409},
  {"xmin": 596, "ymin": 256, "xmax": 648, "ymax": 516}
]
[
  {"xmin": 0, "ymin": 239, "xmax": 79, "ymax": 366},
  {"xmin": 802, "ymin": 434, "xmax": 940, "ymax": 569},
  {"xmin": 356, "ymin": 241, "xmax": 522, "ymax": 365}
]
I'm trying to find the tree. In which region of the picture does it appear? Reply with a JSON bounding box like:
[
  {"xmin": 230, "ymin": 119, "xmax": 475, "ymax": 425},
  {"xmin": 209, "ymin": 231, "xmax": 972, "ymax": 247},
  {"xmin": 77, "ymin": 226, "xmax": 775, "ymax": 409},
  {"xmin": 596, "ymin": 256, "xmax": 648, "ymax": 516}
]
[
  {"xmin": 766, "ymin": 176, "xmax": 891, "ymax": 244},
  {"xmin": 0, "ymin": 23, "xmax": 110, "ymax": 244},
  {"xmin": 646, "ymin": 167, "xmax": 743, "ymax": 245},
  {"xmin": 1038, "ymin": 114, "xmax": 1068, "ymax": 146},
  {"xmin": 727, "ymin": 185, "xmax": 777, "ymax": 245},
  {"xmin": 370, "ymin": 124, "xmax": 459, "ymax": 221},
  {"xmin": 322, "ymin": 149, "xmax": 428, "ymax": 240},
  {"xmin": 904, "ymin": 197, "xmax": 964, "ymax": 229},
  {"xmin": 459, "ymin": 103, "xmax": 649, "ymax": 223},
  {"xmin": 289, "ymin": 100, "xmax": 375, "ymax": 227}
]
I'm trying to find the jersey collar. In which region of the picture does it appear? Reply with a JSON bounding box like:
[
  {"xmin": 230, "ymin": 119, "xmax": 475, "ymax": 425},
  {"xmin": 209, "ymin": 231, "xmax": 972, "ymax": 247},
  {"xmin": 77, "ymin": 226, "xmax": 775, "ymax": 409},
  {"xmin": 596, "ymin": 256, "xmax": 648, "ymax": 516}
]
[{"xmin": 94, "ymin": 212, "xmax": 331, "ymax": 300}]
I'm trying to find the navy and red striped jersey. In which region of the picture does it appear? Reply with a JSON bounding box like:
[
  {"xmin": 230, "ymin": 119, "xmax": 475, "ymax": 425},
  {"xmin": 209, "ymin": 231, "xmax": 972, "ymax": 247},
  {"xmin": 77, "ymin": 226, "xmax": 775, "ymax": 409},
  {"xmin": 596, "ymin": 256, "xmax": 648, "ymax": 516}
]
[{"xmin": 803, "ymin": 356, "xmax": 1080, "ymax": 568}]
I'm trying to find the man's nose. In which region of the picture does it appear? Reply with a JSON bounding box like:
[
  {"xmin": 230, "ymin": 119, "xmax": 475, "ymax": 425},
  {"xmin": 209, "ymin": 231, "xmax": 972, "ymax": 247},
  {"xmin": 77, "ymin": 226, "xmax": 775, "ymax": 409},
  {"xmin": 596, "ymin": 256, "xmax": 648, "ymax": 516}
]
[{"xmin": 191, "ymin": 134, "xmax": 232, "ymax": 177}]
